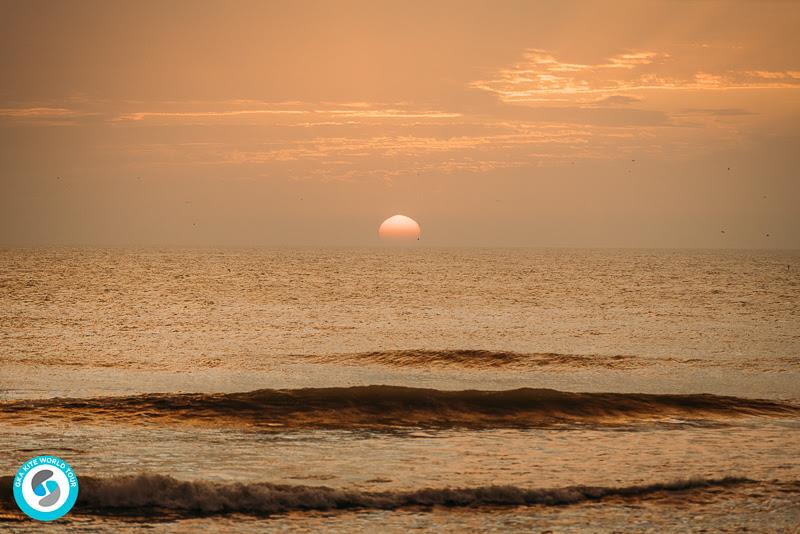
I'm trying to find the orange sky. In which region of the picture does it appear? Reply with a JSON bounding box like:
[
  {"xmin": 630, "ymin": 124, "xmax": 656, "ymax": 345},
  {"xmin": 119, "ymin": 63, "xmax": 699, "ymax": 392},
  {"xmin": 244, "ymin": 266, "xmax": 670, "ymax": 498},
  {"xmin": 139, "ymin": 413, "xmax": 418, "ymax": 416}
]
[{"xmin": 1, "ymin": 0, "xmax": 799, "ymax": 247}]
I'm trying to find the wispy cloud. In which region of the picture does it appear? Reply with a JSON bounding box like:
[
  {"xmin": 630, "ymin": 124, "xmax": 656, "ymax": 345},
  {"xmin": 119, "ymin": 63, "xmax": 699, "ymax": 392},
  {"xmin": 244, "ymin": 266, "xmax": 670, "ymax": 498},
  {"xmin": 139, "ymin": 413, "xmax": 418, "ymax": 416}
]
[
  {"xmin": 471, "ymin": 49, "xmax": 800, "ymax": 103},
  {"xmin": 0, "ymin": 106, "xmax": 92, "ymax": 125},
  {"xmin": 678, "ymin": 108, "xmax": 756, "ymax": 117},
  {"xmin": 2, "ymin": 44, "xmax": 788, "ymax": 184},
  {"xmin": 113, "ymin": 103, "xmax": 460, "ymax": 124},
  {"xmin": 588, "ymin": 95, "xmax": 643, "ymax": 106},
  {"xmin": 119, "ymin": 116, "xmax": 722, "ymax": 182},
  {"xmin": 320, "ymin": 109, "xmax": 461, "ymax": 119},
  {"xmin": 116, "ymin": 109, "xmax": 307, "ymax": 121}
]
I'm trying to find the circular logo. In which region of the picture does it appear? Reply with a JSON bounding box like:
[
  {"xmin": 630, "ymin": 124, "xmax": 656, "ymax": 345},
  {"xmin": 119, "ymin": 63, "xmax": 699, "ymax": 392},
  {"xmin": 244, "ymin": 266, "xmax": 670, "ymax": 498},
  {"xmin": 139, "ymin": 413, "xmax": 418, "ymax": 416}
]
[{"xmin": 13, "ymin": 456, "xmax": 78, "ymax": 521}]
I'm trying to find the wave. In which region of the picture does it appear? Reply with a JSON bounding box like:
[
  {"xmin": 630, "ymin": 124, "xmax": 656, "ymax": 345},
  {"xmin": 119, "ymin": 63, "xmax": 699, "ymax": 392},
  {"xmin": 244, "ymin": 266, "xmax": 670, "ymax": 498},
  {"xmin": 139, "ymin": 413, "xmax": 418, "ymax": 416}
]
[
  {"xmin": 302, "ymin": 349, "xmax": 800, "ymax": 373},
  {"xmin": 0, "ymin": 474, "xmax": 755, "ymax": 517},
  {"xmin": 304, "ymin": 349, "xmax": 643, "ymax": 369},
  {"xmin": 2, "ymin": 386, "xmax": 797, "ymax": 429}
]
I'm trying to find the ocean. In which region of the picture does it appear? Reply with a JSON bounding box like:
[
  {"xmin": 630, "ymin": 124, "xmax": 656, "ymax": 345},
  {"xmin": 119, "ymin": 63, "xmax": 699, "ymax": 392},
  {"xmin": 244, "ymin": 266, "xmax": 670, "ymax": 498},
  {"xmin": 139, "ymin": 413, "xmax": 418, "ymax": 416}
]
[{"xmin": 1, "ymin": 247, "xmax": 799, "ymax": 532}]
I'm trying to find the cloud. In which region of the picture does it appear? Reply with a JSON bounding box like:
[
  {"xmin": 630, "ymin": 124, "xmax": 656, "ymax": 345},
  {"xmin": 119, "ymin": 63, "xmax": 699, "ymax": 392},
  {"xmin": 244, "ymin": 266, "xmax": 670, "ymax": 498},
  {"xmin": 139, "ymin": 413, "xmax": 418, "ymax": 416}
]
[
  {"xmin": 121, "ymin": 113, "xmax": 720, "ymax": 183},
  {"xmin": 320, "ymin": 109, "xmax": 461, "ymax": 119},
  {"xmin": 589, "ymin": 95, "xmax": 643, "ymax": 106},
  {"xmin": 0, "ymin": 107, "xmax": 89, "ymax": 122},
  {"xmin": 679, "ymin": 108, "xmax": 756, "ymax": 116},
  {"xmin": 492, "ymin": 105, "xmax": 668, "ymax": 127},
  {"xmin": 603, "ymin": 52, "xmax": 663, "ymax": 69},
  {"xmin": 113, "ymin": 103, "xmax": 461, "ymax": 124},
  {"xmin": 745, "ymin": 70, "xmax": 800, "ymax": 80},
  {"xmin": 470, "ymin": 49, "xmax": 800, "ymax": 103},
  {"xmin": 116, "ymin": 109, "xmax": 307, "ymax": 121}
]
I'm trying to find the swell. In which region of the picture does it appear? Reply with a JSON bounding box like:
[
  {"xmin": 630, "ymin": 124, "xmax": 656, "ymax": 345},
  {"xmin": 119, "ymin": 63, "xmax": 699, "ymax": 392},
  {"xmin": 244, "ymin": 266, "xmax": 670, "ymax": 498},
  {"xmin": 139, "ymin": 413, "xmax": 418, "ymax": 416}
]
[
  {"xmin": 304, "ymin": 349, "xmax": 643, "ymax": 369},
  {"xmin": 303, "ymin": 349, "xmax": 800, "ymax": 373},
  {"xmin": 1, "ymin": 386, "xmax": 797, "ymax": 429},
  {"xmin": 0, "ymin": 474, "xmax": 755, "ymax": 517}
]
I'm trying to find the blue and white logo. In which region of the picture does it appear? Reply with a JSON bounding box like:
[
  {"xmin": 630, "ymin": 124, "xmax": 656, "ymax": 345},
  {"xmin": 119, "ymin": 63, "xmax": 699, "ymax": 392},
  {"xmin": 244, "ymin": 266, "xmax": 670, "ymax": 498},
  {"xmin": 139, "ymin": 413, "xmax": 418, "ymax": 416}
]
[{"xmin": 13, "ymin": 456, "xmax": 78, "ymax": 521}]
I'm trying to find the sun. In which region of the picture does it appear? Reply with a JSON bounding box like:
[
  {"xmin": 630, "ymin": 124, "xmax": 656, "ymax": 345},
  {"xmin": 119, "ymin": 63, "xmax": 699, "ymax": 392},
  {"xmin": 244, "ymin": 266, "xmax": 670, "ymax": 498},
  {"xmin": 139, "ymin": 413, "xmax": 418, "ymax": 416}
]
[{"xmin": 378, "ymin": 214, "xmax": 421, "ymax": 243}]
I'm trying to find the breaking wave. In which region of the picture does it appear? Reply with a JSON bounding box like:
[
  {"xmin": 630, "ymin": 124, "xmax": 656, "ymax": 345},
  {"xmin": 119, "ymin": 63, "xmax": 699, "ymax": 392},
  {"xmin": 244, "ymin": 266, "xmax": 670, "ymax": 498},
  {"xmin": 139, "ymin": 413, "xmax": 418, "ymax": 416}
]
[
  {"xmin": 2, "ymin": 386, "xmax": 797, "ymax": 429},
  {"xmin": 0, "ymin": 474, "xmax": 755, "ymax": 517}
]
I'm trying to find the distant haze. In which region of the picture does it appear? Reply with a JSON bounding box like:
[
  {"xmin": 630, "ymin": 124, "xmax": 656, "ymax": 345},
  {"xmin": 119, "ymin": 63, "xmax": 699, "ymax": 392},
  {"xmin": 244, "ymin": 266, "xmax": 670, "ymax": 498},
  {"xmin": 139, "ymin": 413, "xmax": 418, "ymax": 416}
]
[{"xmin": 1, "ymin": 0, "xmax": 798, "ymax": 248}]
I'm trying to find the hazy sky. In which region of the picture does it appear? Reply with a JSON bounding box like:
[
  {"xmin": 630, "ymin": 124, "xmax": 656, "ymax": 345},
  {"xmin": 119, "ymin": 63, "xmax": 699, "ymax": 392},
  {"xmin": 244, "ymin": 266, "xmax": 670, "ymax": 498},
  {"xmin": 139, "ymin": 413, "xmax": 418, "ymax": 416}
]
[{"xmin": 1, "ymin": 0, "xmax": 799, "ymax": 247}]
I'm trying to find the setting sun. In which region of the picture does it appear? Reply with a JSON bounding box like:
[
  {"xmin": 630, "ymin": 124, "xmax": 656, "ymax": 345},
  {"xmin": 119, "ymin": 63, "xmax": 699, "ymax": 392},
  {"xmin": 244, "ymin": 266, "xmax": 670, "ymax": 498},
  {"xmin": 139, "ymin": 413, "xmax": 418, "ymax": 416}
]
[{"xmin": 378, "ymin": 215, "xmax": 421, "ymax": 242}]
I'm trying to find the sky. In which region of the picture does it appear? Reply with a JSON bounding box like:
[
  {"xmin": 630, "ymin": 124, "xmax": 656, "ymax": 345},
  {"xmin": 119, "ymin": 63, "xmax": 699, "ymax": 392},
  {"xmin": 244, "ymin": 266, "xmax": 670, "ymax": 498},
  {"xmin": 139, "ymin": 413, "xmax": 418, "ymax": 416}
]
[{"xmin": 1, "ymin": 0, "xmax": 799, "ymax": 248}]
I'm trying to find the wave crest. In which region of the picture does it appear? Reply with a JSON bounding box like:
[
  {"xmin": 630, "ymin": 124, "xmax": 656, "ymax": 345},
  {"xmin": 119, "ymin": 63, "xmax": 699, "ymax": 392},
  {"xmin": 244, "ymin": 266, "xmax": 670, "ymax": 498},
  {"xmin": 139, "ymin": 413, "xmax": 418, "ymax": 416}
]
[
  {"xmin": 2, "ymin": 386, "xmax": 797, "ymax": 429},
  {"xmin": 305, "ymin": 349, "xmax": 642, "ymax": 369},
  {"xmin": 0, "ymin": 474, "xmax": 755, "ymax": 517}
]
